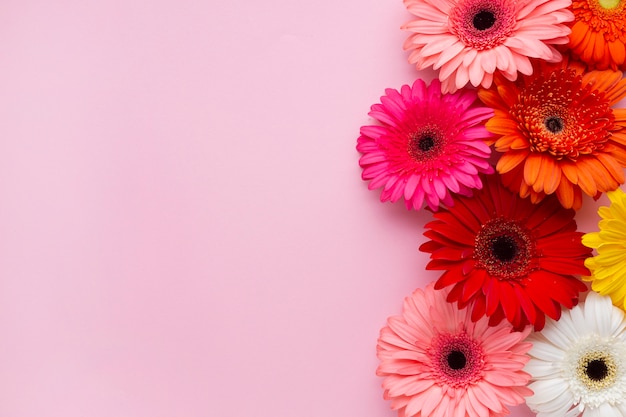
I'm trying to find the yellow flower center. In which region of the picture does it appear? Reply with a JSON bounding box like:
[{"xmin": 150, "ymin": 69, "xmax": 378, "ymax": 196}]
[
  {"xmin": 576, "ymin": 351, "xmax": 618, "ymax": 390},
  {"xmin": 597, "ymin": 0, "xmax": 621, "ymax": 9}
]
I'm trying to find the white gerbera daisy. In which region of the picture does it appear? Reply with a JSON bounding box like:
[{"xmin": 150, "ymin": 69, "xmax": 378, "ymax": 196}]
[{"xmin": 525, "ymin": 291, "xmax": 626, "ymax": 417}]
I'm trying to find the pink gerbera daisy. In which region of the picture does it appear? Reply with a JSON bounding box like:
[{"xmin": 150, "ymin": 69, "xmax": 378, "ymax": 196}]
[
  {"xmin": 377, "ymin": 283, "xmax": 532, "ymax": 417},
  {"xmin": 357, "ymin": 78, "xmax": 494, "ymax": 210},
  {"xmin": 401, "ymin": 0, "xmax": 573, "ymax": 93}
]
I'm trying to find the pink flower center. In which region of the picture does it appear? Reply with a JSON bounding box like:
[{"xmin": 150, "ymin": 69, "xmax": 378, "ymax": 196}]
[
  {"xmin": 430, "ymin": 332, "xmax": 485, "ymax": 388},
  {"xmin": 474, "ymin": 217, "xmax": 535, "ymax": 279},
  {"xmin": 449, "ymin": 0, "xmax": 516, "ymax": 50}
]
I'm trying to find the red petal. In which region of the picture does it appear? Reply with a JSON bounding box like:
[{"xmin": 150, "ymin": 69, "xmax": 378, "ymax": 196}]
[
  {"xmin": 538, "ymin": 257, "xmax": 590, "ymax": 275},
  {"xmin": 471, "ymin": 294, "xmax": 487, "ymax": 322},
  {"xmin": 499, "ymin": 282, "xmax": 520, "ymax": 323},
  {"xmin": 461, "ymin": 269, "xmax": 487, "ymax": 303},
  {"xmin": 536, "ymin": 233, "xmax": 591, "ymax": 258},
  {"xmin": 527, "ymin": 284, "xmax": 560, "ymax": 320},
  {"xmin": 434, "ymin": 267, "xmax": 467, "ymax": 289}
]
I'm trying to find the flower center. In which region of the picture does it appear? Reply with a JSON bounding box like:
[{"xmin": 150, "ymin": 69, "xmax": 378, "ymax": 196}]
[
  {"xmin": 408, "ymin": 128, "xmax": 442, "ymax": 161},
  {"xmin": 447, "ymin": 350, "xmax": 467, "ymax": 370},
  {"xmin": 598, "ymin": 0, "xmax": 620, "ymax": 9},
  {"xmin": 418, "ymin": 135, "xmax": 435, "ymax": 152},
  {"xmin": 449, "ymin": 0, "xmax": 515, "ymax": 50},
  {"xmin": 576, "ymin": 351, "xmax": 618, "ymax": 390},
  {"xmin": 544, "ymin": 116, "xmax": 564, "ymax": 133},
  {"xmin": 475, "ymin": 217, "xmax": 534, "ymax": 279},
  {"xmin": 473, "ymin": 10, "xmax": 496, "ymax": 30},
  {"xmin": 430, "ymin": 333, "xmax": 484, "ymax": 388},
  {"xmin": 587, "ymin": 359, "xmax": 609, "ymax": 381},
  {"xmin": 491, "ymin": 235, "xmax": 518, "ymax": 262},
  {"xmin": 509, "ymin": 69, "xmax": 614, "ymax": 161}
]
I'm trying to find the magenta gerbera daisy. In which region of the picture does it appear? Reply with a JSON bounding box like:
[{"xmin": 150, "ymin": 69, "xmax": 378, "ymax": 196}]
[
  {"xmin": 401, "ymin": 0, "xmax": 573, "ymax": 93},
  {"xmin": 419, "ymin": 174, "xmax": 591, "ymax": 330},
  {"xmin": 356, "ymin": 78, "xmax": 494, "ymax": 210},
  {"xmin": 377, "ymin": 283, "xmax": 532, "ymax": 417}
]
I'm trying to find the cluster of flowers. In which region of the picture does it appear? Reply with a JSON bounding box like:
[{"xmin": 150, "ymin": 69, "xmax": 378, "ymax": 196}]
[{"xmin": 356, "ymin": 0, "xmax": 626, "ymax": 416}]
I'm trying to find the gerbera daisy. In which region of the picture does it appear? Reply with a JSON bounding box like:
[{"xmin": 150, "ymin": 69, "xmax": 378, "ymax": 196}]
[
  {"xmin": 401, "ymin": 0, "xmax": 573, "ymax": 93},
  {"xmin": 419, "ymin": 174, "xmax": 590, "ymax": 330},
  {"xmin": 582, "ymin": 188, "xmax": 626, "ymax": 310},
  {"xmin": 478, "ymin": 59, "xmax": 626, "ymax": 210},
  {"xmin": 356, "ymin": 79, "xmax": 494, "ymax": 211},
  {"xmin": 376, "ymin": 283, "xmax": 532, "ymax": 417},
  {"xmin": 525, "ymin": 291, "xmax": 626, "ymax": 417},
  {"xmin": 569, "ymin": 0, "xmax": 626, "ymax": 71}
]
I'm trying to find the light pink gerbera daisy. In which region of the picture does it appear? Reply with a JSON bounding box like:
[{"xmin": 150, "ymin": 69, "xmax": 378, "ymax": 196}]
[
  {"xmin": 377, "ymin": 283, "xmax": 532, "ymax": 417},
  {"xmin": 402, "ymin": 0, "xmax": 573, "ymax": 93},
  {"xmin": 357, "ymin": 78, "xmax": 494, "ymax": 210}
]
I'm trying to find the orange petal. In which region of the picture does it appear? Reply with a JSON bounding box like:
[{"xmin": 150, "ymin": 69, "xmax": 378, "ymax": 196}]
[
  {"xmin": 540, "ymin": 157, "xmax": 561, "ymax": 195},
  {"xmin": 579, "ymin": 158, "xmax": 616, "ymax": 192},
  {"xmin": 576, "ymin": 162, "xmax": 598, "ymax": 197},
  {"xmin": 560, "ymin": 160, "xmax": 578, "ymax": 185},
  {"xmin": 583, "ymin": 69, "xmax": 621, "ymax": 94},
  {"xmin": 556, "ymin": 178, "xmax": 575, "ymax": 209},
  {"xmin": 606, "ymin": 78, "xmax": 626, "ymax": 104},
  {"xmin": 569, "ymin": 21, "xmax": 588, "ymax": 48},
  {"xmin": 608, "ymin": 39, "xmax": 626, "ymax": 67},
  {"xmin": 497, "ymin": 151, "xmax": 527, "ymax": 173},
  {"xmin": 613, "ymin": 108, "xmax": 626, "ymax": 123},
  {"xmin": 596, "ymin": 152, "xmax": 625, "ymax": 183},
  {"xmin": 593, "ymin": 33, "xmax": 606, "ymax": 64},
  {"xmin": 486, "ymin": 116, "xmax": 520, "ymax": 136},
  {"xmin": 496, "ymin": 84, "xmax": 518, "ymax": 108},
  {"xmin": 581, "ymin": 32, "xmax": 597, "ymax": 63},
  {"xmin": 477, "ymin": 89, "xmax": 503, "ymax": 108},
  {"xmin": 523, "ymin": 153, "xmax": 542, "ymax": 188}
]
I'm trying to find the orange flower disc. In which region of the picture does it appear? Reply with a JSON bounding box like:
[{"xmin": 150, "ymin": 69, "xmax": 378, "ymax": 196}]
[{"xmin": 478, "ymin": 60, "xmax": 626, "ymax": 209}]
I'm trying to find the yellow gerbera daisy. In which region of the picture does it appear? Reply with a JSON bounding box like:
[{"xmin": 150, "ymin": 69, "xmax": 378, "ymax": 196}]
[{"xmin": 582, "ymin": 188, "xmax": 626, "ymax": 310}]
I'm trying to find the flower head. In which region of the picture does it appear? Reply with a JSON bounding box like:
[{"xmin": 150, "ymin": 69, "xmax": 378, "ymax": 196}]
[
  {"xmin": 582, "ymin": 188, "xmax": 626, "ymax": 311},
  {"xmin": 420, "ymin": 174, "xmax": 590, "ymax": 330},
  {"xmin": 478, "ymin": 59, "xmax": 626, "ymax": 210},
  {"xmin": 569, "ymin": 0, "xmax": 626, "ymax": 70},
  {"xmin": 525, "ymin": 291, "xmax": 626, "ymax": 417},
  {"xmin": 376, "ymin": 283, "xmax": 532, "ymax": 417},
  {"xmin": 357, "ymin": 78, "xmax": 494, "ymax": 211},
  {"xmin": 401, "ymin": 0, "xmax": 573, "ymax": 93}
]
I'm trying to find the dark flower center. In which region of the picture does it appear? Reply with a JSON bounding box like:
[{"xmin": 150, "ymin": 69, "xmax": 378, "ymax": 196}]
[
  {"xmin": 431, "ymin": 333, "xmax": 484, "ymax": 388},
  {"xmin": 512, "ymin": 70, "xmax": 614, "ymax": 160},
  {"xmin": 577, "ymin": 351, "xmax": 618, "ymax": 390},
  {"xmin": 586, "ymin": 359, "xmax": 609, "ymax": 381},
  {"xmin": 475, "ymin": 217, "xmax": 534, "ymax": 279},
  {"xmin": 418, "ymin": 136, "xmax": 435, "ymax": 152},
  {"xmin": 447, "ymin": 350, "xmax": 467, "ymax": 370},
  {"xmin": 473, "ymin": 10, "xmax": 496, "ymax": 30},
  {"xmin": 491, "ymin": 235, "xmax": 518, "ymax": 262},
  {"xmin": 408, "ymin": 128, "xmax": 442, "ymax": 161},
  {"xmin": 544, "ymin": 116, "xmax": 565, "ymax": 133}
]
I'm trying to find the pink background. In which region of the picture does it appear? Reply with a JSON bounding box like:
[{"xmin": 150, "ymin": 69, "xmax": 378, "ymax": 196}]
[{"xmin": 0, "ymin": 1, "xmax": 621, "ymax": 416}]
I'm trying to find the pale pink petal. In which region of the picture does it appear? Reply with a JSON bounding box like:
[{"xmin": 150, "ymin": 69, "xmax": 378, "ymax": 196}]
[{"xmin": 433, "ymin": 41, "xmax": 466, "ymax": 69}]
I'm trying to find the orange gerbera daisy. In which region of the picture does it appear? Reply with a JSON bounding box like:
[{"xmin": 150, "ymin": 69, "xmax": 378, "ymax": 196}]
[
  {"xmin": 478, "ymin": 59, "xmax": 626, "ymax": 210},
  {"xmin": 569, "ymin": 0, "xmax": 626, "ymax": 71}
]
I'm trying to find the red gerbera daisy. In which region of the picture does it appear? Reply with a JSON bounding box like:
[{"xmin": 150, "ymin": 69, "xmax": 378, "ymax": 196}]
[{"xmin": 419, "ymin": 174, "xmax": 591, "ymax": 330}]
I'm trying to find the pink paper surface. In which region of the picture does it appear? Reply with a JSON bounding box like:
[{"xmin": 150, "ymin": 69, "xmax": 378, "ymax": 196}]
[{"xmin": 0, "ymin": 1, "xmax": 621, "ymax": 416}]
